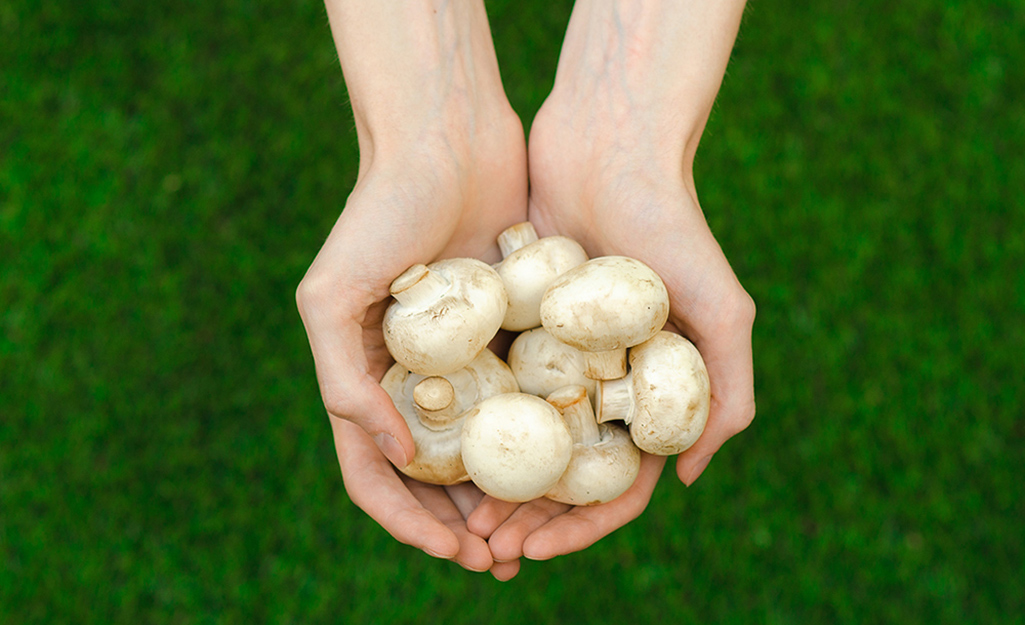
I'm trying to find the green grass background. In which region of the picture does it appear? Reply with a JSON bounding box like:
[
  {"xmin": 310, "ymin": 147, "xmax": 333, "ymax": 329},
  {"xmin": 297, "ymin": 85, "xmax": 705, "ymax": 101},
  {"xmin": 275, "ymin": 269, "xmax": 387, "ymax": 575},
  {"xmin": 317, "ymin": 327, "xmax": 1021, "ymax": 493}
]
[{"xmin": 3, "ymin": 0, "xmax": 1023, "ymax": 622}]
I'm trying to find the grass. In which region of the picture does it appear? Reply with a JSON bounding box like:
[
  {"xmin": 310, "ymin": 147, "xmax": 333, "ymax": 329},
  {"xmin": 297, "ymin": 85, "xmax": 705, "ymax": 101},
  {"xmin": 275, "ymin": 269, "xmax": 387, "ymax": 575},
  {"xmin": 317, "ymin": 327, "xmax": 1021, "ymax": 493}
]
[{"xmin": 2, "ymin": 0, "xmax": 1023, "ymax": 623}]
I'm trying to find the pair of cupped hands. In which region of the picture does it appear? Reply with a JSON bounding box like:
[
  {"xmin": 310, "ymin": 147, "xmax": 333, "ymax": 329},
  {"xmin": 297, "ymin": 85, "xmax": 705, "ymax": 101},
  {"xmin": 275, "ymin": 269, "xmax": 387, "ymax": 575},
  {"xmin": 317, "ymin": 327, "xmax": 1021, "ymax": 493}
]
[{"xmin": 296, "ymin": 94, "xmax": 756, "ymax": 580}]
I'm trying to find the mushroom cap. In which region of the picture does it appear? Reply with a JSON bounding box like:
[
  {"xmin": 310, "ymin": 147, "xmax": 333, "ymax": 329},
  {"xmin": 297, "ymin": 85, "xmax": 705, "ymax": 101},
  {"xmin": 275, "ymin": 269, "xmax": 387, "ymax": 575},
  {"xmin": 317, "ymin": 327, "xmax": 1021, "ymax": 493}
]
[
  {"xmin": 539, "ymin": 256, "xmax": 669, "ymax": 353},
  {"xmin": 495, "ymin": 236, "xmax": 588, "ymax": 331},
  {"xmin": 545, "ymin": 423, "xmax": 641, "ymax": 506},
  {"xmin": 461, "ymin": 393, "xmax": 573, "ymax": 502},
  {"xmin": 383, "ymin": 258, "xmax": 508, "ymax": 376},
  {"xmin": 380, "ymin": 348, "xmax": 519, "ymax": 485},
  {"xmin": 613, "ymin": 331, "xmax": 710, "ymax": 456},
  {"xmin": 507, "ymin": 327, "xmax": 596, "ymax": 401}
]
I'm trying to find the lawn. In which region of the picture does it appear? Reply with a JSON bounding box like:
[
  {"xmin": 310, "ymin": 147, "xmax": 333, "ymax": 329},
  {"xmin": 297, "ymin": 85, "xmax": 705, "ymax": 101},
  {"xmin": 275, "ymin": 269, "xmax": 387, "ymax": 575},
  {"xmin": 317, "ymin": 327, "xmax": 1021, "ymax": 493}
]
[{"xmin": 2, "ymin": 0, "xmax": 1023, "ymax": 623}]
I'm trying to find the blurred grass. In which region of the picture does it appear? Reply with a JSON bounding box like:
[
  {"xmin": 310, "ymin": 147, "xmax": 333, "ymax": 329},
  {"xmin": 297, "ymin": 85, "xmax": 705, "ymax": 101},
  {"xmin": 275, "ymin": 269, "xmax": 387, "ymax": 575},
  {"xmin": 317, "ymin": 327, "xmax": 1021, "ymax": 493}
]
[{"xmin": 2, "ymin": 0, "xmax": 1023, "ymax": 623}]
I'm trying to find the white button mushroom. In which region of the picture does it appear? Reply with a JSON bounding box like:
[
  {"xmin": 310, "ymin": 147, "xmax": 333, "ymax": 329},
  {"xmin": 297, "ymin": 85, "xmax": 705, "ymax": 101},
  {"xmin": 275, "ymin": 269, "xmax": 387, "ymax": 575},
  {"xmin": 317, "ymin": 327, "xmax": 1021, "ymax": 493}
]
[
  {"xmin": 383, "ymin": 258, "xmax": 508, "ymax": 376},
  {"xmin": 460, "ymin": 393, "xmax": 573, "ymax": 502},
  {"xmin": 493, "ymin": 222, "xmax": 589, "ymax": 332},
  {"xmin": 540, "ymin": 256, "xmax": 670, "ymax": 380},
  {"xmin": 381, "ymin": 348, "xmax": 519, "ymax": 485},
  {"xmin": 507, "ymin": 327, "xmax": 596, "ymax": 402},
  {"xmin": 595, "ymin": 331, "xmax": 710, "ymax": 456},
  {"xmin": 544, "ymin": 385, "xmax": 641, "ymax": 506}
]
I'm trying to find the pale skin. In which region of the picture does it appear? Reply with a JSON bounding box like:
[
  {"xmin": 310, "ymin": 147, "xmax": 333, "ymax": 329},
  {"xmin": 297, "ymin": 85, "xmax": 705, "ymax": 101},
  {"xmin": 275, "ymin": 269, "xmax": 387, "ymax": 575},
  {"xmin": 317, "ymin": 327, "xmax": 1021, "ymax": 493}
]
[{"xmin": 297, "ymin": 0, "xmax": 754, "ymax": 580}]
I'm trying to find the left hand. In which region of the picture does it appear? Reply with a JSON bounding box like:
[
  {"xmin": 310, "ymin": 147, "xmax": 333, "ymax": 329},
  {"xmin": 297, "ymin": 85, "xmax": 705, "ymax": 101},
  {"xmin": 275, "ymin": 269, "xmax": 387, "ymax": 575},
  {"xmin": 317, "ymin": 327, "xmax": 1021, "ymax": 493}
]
[{"xmin": 467, "ymin": 72, "xmax": 756, "ymax": 567}]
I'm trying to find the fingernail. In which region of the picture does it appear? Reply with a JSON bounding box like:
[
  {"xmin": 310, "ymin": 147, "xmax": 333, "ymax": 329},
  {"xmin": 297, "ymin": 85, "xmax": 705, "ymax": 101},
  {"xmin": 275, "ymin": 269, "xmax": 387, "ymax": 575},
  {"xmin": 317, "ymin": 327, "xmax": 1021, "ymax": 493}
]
[
  {"xmin": 422, "ymin": 547, "xmax": 451, "ymax": 559},
  {"xmin": 373, "ymin": 432, "xmax": 409, "ymax": 467},
  {"xmin": 686, "ymin": 454, "xmax": 714, "ymax": 486}
]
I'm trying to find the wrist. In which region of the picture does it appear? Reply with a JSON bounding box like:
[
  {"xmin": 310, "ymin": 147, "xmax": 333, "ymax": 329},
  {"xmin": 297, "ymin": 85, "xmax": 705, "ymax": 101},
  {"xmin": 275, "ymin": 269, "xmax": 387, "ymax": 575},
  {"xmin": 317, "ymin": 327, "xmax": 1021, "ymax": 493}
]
[
  {"xmin": 531, "ymin": 89, "xmax": 692, "ymax": 181},
  {"xmin": 325, "ymin": 0, "xmax": 514, "ymax": 158},
  {"xmin": 545, "ymin": 0, "xmax": 747, "ymax": 165}
]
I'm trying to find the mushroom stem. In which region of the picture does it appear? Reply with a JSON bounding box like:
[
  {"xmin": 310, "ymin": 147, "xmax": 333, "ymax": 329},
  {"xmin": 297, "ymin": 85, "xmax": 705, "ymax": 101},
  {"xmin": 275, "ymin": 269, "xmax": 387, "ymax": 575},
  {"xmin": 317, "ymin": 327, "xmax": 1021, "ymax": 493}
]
[
  {"xmin": 547, "ymin": 385, "xmax": 601, "ymax": 446},
  {"xmin": 497, "ymin": 222, "xmax": 540, "ymax": 258},
  {"xmin": 596, "ymin": 372, "xmax": 635, "ymax": 425},
  {"xmin": 583, "ymin": 348, "xmax": 628, "ymax": 380},
  {"xmin": 390, "ymin": 264, "xmax": 451, "ymax": 308},
  {"xmin": 413, "ymin": 377, "xmax": 460, "ymax": 430}
]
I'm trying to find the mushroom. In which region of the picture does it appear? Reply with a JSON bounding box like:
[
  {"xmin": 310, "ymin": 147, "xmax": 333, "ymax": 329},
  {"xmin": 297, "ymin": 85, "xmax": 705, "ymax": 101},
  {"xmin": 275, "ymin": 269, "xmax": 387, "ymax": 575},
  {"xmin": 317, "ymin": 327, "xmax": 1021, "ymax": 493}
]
[
  {"xmin": 493, "ymin": 222, "xmax": 589, "ymax": 332},
  {"xmin": 507, "ymin": 327, "xmax": 596, "ymax": 402},
  {"xmin": 460, "ymin": 392, "xmax": 573, "ymax": 502},
  {"xmin": 540, "ymin": 256, "xmax": 670, "ymax": 380},
  {"xmin": 383, "ymin": 258, "xmax": 508, "ymax": 376},
  {"xmin": 381, "ymin": 348, "xmax": 519, "ymax": 485},
  {"xmin": 544, "ymin": 385, "xmax": 641, "ymax": 506},
  {"xmin": 595, "ymin": 331, "xmax": 710, "ymax": 456}
]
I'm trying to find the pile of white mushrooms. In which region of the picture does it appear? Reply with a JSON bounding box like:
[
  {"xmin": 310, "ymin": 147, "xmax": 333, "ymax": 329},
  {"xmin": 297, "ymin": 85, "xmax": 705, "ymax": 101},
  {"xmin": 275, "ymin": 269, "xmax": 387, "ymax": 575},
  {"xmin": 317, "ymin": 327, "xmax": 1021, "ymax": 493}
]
[{"xmin": 380, "ymin": 223, "xmax": 711, "ymax": 505}]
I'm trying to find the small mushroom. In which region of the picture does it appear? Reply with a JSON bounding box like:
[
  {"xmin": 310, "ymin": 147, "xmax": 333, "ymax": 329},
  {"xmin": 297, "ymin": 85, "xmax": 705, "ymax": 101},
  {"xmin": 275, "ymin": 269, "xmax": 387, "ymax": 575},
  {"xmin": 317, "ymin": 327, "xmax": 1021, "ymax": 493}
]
[
  {"xmin": 381, "ymin": 348, "xmax": 519, "ymax": 485},
  {"xmin": 539, "ymin": 256, "xmax": 669, "ymax": 380},
  {"xmin": 461, "ymin": 393, "xmax": 573, "ymax": 502},
  {"xmin": 595, "ymin": 331, "xmax": 710, "ymax": 455},
  {"xmin": 493, "ymin": 222, "xmax": 589, "ymax": 332},
  {"xmin": 507, "ymin": 327, "xmax": 596, "ymax": 402},
  {"xmin": 544, "ymin": 385, "xmax": 641, "ymax": 506},
  {"xmin": 383, "ymin": 258, "xmax": 508, "ymax": 376}
]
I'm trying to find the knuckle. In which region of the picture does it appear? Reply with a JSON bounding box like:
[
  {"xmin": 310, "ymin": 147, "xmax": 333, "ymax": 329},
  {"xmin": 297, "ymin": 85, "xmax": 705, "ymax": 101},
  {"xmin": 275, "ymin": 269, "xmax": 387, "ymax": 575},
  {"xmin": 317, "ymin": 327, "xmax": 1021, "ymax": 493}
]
[
  {"xmin": 727, "ymin": 287, "xmax": 757, "ymax": 329},
  {"xmin": 724, "ymin": 398, "xmax": 757, "ymax": 437},
  {"xmin": 701, "ymin": 285, "xmax": 756, "ymax": 338},
  {"xmin": 295, "ymin": 270, "xmax": 327, "ymax": 314},
  {"xmin": 344, "ymin": 479, "xmax": 373, "ymax": 513},
  {"xmin": 295, "ymin": 279, "xmax": 308, "ymax": 313},
  {"xmin": 628, "ymin": 497, "xmax": 651, "ymax": 522},
  {"xmin": 321, "ymin": 387, "xmax": 352, "ymax": 419}
]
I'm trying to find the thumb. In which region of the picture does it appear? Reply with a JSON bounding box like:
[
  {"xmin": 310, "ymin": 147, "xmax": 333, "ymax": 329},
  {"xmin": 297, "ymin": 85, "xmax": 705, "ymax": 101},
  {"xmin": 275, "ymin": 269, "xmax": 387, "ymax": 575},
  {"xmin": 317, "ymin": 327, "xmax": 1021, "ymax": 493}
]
[
  {"xmin": 296, "ymin": 281, "xmax": 415, "ymax": 468},
  {"xmin": 324, "ymin": 371, "xmax": 415, "ymax": 469}
]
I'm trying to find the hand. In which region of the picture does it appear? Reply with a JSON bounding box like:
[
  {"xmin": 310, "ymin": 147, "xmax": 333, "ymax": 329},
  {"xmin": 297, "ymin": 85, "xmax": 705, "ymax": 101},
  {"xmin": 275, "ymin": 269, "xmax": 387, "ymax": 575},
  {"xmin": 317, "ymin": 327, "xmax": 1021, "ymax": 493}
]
[
  {"xmin": 467, "ymin": 0, "xmax": 754, "ymax": 568},
  {"xmin": 297, "ymin": 0, "xmax": 531, "ymax": 576},
  {"xmin": 467, "ymin": 99, "xmax": 755, "ymax": 571},
  {"xmin": 296, "ymin": 112, "xmax": 528, "ymax": 573},
  {"xmin": 526, "ymin": 103, "xmax": 757, "ymax": 486}
]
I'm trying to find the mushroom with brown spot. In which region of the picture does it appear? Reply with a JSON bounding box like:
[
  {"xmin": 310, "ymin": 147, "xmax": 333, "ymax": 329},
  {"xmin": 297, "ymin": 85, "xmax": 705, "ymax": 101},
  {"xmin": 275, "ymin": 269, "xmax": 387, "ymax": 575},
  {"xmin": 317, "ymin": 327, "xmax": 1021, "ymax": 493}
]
[
  {"xmin": 539, "ymin": 256, "xmax": 669, "ymax": 380},
  {"xmin": 380, "ymin": 348, "xmax": 519, "ymax": 485},
  {"xmin": 383, "ymin": 258, "xmax": 508, "ymax": 376},
  {"xmin": 544, "ymin": 385, "xmax": 641, "ymax": 506},
  {"xmin": 596, "ymin": 331, "xmax": 710, "ymax": 455},
  {"xmin": 493, "ymin": 222, "xmax": 589, "ymax": 332},
  {"xmin": 507, "ymin": 327, "xmax": 596, "ymax": 402}
]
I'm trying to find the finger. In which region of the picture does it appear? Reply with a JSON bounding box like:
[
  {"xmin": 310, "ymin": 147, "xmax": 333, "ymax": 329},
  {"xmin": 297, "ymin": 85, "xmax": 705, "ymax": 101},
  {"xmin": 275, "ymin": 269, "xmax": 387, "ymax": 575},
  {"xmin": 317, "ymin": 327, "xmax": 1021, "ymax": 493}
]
[
  {"xmin": 403, "ymin": 477, "xmax": 493, "ymax": 573},
  {"xmin": 490, "ymin": 559, "xmax": 521, "ymax": 582},
  {"xmin": 466, "ymin": 496, "xmax": 522, "ymax": 539},
  {"xmin": 487, "ymin": 498, "xmax": 572, "ymax": 562},
  {"xmin": 445, "ymin": 483, "xmax": 523, "ymax": 577},
  {"xmin": 331, "ymin": 417, "xmax": 459, "ymax": 559},
  {"xmin": 520, "ymin": 453, "xmax": 665, "ymax": 560},
  {"xmin": 674, "ymin": 293, "xmax": 756, "ymax": 486},
  {"xmin": 444, "ymin": 482, "xmax": 486, "ymax": 521},
  {"xmin": 297, "ymin": 286, "xmax": 415, "ymax": 467}
]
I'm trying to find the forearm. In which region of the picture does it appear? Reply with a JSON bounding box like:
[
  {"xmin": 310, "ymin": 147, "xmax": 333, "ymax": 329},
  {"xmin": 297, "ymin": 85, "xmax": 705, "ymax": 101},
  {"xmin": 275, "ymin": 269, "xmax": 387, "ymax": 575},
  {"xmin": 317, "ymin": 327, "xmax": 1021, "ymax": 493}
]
[
  {"xmin": 325, "ymin": 0, "xmax": 512, "ymax": 159},
  {"xmin": 549, "ymin": 0, "xmax": 747, "ymax": 165}
]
